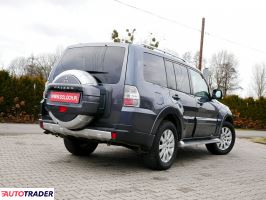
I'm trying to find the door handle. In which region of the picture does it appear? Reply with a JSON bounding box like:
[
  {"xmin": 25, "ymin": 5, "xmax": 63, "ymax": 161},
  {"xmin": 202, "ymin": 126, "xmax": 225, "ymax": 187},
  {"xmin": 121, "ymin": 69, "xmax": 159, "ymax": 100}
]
[
  {"xmin": 197, "ymin": 100, "xmax": 203, "ymax": 106},
  {"xmin": 172, "ymin": 94, "xmax": 180, "ymax": 100}
]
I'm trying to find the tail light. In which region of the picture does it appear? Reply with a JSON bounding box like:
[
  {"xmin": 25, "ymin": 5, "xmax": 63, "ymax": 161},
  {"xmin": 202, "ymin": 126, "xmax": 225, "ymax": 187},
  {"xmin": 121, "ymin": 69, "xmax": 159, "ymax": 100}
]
[
  {"xmin": 59, "ymin": 106, "xmax": 68, "ymax": 113},
  {"xmin": 111, "ymin": 132, "xmax": 117, "ymax": 139},
  {"xmin": 123, "ymin": 85, "xmax": 140, "ymax": 107}
]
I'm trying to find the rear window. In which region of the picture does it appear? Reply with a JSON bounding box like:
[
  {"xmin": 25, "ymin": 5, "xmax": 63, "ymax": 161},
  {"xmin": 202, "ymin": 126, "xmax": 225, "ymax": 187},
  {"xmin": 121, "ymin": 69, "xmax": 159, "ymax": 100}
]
[
  {"xmin": 52, "ymin": 46, "xmax": 125, "ymax": 84},
  {"xmin": 143, "ymin": 53, "xmax": 167, "ymax": 87}
]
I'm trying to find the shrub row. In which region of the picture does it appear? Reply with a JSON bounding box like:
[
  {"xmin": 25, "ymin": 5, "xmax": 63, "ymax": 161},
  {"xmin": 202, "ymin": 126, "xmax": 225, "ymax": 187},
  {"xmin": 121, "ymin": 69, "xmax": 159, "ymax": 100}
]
[
  {"xmin": 0, "ymin": 70, "xmax": 265, "ymax": 129},
  {"xmin": 0, "ymin": 70, "xmax": 45, "ymax": 123},
  {"xmin": 221, "ymin": 95, "xmax": 266, "ymax": 129}
]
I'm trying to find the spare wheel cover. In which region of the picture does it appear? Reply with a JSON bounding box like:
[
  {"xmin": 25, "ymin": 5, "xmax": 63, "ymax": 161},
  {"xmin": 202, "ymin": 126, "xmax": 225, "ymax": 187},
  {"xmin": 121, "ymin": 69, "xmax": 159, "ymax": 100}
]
[{"xmin": 48, "ymin": 70, "xmax": 97, "ymax": 129}]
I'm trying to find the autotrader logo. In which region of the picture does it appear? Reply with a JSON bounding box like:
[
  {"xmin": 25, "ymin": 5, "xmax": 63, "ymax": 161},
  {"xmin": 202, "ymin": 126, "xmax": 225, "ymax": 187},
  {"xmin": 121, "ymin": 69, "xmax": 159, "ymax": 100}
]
[{"xmin": 0, "ymin": 188, "xmax": 54, "ymax": 200}]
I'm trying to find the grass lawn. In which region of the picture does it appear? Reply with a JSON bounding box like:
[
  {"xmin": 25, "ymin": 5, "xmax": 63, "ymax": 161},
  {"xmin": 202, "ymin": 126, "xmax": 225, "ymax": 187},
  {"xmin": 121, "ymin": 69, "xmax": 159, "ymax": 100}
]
[{"xmin": 251, "ymin": 137, "xmax": 266, "ymax": 145}]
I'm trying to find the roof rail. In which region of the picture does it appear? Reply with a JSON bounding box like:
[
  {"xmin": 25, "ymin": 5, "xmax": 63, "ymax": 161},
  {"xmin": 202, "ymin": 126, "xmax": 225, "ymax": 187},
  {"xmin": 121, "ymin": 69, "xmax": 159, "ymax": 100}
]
[{"xmin": 141, "ymin": 44, "xmax": 186, "ymax": 63}]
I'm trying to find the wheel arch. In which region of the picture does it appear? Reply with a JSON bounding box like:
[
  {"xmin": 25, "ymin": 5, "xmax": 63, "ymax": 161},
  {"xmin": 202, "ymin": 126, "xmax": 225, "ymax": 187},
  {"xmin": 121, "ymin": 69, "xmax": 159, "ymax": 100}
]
[
  {"xmin": 224, "ymin": 115, "xmax": 234, "ymax": 125},
  {"xmin": 150, "ymin": 107, "xmax": 183, "ymax": 140},
  {"xmin": 216, "ymin": 114, "xmax": 234, "ymax": 135}
]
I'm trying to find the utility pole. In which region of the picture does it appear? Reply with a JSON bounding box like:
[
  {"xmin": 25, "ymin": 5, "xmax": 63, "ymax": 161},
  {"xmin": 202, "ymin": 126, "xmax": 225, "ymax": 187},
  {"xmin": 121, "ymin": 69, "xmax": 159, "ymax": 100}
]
[{"xmin": 198, "ymin": 17, "xmax": 205, "ymax": 71}]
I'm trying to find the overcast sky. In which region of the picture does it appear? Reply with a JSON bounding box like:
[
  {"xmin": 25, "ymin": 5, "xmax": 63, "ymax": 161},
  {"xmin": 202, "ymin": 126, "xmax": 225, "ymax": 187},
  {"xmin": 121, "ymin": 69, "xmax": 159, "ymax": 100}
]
[{"xmin": 0, "ymin": 0, "xmax": 265, "ymax": 97}]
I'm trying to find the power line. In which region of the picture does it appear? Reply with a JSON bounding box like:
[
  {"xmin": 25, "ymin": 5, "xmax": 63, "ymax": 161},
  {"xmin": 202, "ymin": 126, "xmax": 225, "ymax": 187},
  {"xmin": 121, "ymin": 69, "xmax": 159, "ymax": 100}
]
[
  {"xmin": 112, "ymin": 0, "xmax": 200, "ymax": 32},
  {"xmin": 206, "ymin": 32, "xmax": 266, "ymax": 54},
  {"xmin": 112, "ymin": 0, "xmax": 266, "ymax": 55}
]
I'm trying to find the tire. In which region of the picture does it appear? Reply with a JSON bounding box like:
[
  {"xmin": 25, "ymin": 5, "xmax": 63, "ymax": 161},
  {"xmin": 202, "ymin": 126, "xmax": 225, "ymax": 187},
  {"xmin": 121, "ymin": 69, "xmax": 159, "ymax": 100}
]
[
  {"xmin": 143, "ymin": 121, "xmax": 178, "ymax": 170},
  {"xmin": 206, "ymin": 121, "xmax": 235, "ymax": 155},
  {"xmin": 64, "ymin": 137, "xmax": 98, "ymax": 156}
]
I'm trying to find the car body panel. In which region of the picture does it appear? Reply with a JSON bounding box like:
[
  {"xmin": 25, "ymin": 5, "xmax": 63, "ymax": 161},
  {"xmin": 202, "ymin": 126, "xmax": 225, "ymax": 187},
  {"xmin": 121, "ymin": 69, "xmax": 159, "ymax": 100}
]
[{"xmin": 41, "ymin": 43, "xmax": 233, "ymax": 150}]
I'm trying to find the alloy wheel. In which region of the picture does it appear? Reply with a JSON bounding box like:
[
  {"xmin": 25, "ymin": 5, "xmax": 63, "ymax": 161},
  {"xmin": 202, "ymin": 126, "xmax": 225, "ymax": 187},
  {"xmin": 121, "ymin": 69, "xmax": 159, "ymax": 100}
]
[
  {"xmin": 217, "ymin": 127, "xmax": 233, "ymax": 150},
  {"xmin": 159, "ymin": 129, "xmax": 175, "ymax": 163}
]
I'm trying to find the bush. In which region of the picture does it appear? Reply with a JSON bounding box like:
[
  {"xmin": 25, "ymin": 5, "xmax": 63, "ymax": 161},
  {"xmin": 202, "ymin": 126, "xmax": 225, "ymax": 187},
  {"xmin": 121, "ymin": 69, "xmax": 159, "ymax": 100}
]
[
  {"xmin": 0, "ymin": 70, "xmax": 45, "ymax": 123},
  {"xmin": 221, "ymin": 95, "xmax": 266, "ymax": 129},
  {"xmin": 0, "ymin": 70, "xmax": 265, "ymax": 129}
]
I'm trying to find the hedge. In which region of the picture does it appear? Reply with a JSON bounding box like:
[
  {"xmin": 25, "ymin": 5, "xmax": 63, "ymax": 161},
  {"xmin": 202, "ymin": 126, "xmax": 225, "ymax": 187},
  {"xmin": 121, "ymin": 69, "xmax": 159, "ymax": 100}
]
[
  {"xmin": 0, "ymin": 70, "xmax": 45, "ymax": 122},
  {"xmin": 0, "ymin": 70, "xmax": 265, "ymax": 129},
  {"xmin": 221, "ymin": 95, "xmax": 266, "ymax": 129}
]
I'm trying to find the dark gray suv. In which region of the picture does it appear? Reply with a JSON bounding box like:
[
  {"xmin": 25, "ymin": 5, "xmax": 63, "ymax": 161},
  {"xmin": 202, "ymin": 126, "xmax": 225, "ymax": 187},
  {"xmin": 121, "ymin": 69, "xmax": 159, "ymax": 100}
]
[{"xmin": 40, "ymin": 43, "xmax": 235, "ymax": 170}]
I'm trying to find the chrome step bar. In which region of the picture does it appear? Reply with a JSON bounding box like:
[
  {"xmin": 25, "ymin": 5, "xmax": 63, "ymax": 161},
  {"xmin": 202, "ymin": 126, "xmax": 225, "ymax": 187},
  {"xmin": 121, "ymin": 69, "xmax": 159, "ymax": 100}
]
[{"xmin": 178, "ymin": 138, "xmax": 221, "ymax": 147}]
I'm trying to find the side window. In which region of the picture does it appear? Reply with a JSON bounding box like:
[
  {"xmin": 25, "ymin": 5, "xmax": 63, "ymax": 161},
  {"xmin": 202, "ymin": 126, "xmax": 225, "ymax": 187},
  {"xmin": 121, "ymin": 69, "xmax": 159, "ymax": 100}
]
[
  {"xmin": 189, "ymin": 69, "xmax": 209, "ymax": 97},
  {"xmin": 173, "ymin": 63, "xmax": 190, "ymax": 93},
  {"xmin": 165, "ymin": 60, "xmax": 176, "ymax": 90},
  {"xmin": 143, "ymin": 53, "xmax": 167, "ymax": 87}
]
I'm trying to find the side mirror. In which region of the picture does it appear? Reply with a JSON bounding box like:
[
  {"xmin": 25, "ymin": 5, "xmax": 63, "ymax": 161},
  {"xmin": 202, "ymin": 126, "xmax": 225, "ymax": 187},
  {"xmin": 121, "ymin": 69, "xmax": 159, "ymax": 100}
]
[{"xmin": 212, "ymin": 89, "xmax": 223, "ymax": 99}]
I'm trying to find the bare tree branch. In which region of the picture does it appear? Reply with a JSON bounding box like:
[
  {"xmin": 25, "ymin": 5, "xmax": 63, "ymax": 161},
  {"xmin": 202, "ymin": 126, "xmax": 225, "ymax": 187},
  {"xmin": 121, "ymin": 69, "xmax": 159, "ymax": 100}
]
[
  {"xmin": 252, "ymin": 63, "xmax": 266, "ymax": 98},
  {"xmin": 210, "ymin": 50, "xmax": 241, "ymax": 96},
  {"xmin": 8, "ymin": 49, "xmax": 62, "ymax": 80}
]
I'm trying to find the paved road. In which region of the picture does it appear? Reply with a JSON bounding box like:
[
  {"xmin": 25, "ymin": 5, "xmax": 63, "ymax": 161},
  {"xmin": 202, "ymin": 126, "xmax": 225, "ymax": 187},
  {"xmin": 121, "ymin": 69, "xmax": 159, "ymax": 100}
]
[
  {"xmin": 235, "ymin": 129, "xmax": 266, "ymax": 138},
  {"xmin": 0, "ymin": 123, "xmax": 42, "ymax": 135},
  {"xmin": 1, "ymin": 123, "xmax": 265, "ymax": 137},
  {"xmin": 0, "ymin": 124, "xmax": 266, "ymax": 199}
]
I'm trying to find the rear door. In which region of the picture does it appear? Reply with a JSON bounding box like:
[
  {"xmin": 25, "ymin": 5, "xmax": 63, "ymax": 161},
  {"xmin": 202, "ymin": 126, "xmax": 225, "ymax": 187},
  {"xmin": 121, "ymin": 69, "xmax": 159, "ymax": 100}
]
[
  {"xmin": 48, "ymin": 45, "xmax": 128, "ymax": 127},
  {"xmin": 164, "ymin": 60, "xmax": 197, "ymax": 138},
  {"xmin": 188, "ymin": 69, "xmax": 219, "ymax": 137}
]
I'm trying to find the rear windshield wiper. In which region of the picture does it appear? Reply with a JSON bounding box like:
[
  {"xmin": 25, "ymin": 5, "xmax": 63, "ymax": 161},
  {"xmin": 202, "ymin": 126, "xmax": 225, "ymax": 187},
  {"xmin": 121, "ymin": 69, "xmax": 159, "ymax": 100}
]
[{"xmin": 86, "ymin": 71, "xmax": 108, "ymax": 74}]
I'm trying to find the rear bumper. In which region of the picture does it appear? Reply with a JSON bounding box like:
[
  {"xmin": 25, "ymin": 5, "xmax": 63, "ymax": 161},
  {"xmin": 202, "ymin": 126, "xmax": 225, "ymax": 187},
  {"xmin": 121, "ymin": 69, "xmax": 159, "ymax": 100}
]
[
  {"xmin": 43, "ymin": 122, "xmax": 111, "ymax": 141},
  {"xmin": 42, "ymin": 121, "xmax": 154, "ymax": 150}
]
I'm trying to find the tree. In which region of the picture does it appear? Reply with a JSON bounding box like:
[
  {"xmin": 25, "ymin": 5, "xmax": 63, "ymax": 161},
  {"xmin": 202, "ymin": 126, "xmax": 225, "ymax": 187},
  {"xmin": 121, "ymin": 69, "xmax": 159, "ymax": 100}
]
[
  {"xmin": 9, "ymin": 57, "xmax": 28, "ymax": 77},
  {"xmin": 9, "ymin": 55, "xmax": 44, "ymax": 78},
  {"xmin": 147, "ymin": 33, "xmax": 159, "ymax": 48},
  {"xmin": 182, "ymin": 51, "xmax": 192, "ymax": 63},
  {"xmin": 111, "ymin": 29, "xmax": 159, "ymax": 48},
  {"xmin": 193, "ymin": 51, "xmax": 200, "ymax": 68},
  {"xmin": 209, "ymin": 50, "xmax": 241, "ymax": 96},
  {"xmin": 182, "ymin": 52, "xmax": 212, "ymax": 88},
  {"xmin": 182, "ymin": 51, "xmax": 206, "ymax": 69},
  {"xmin": 252, "ymin": 63, "xmax": 266, "ymax": 98},
  {"xmin": 25, "ymin": 55, "xmax": 42, "ymax": 78},
  {"xmin": 111, "ymin": 29, "xmax": 120, "ymax": 42},
  {"xmin": 111, "ymin": 28, "xmax": 136, "ymax": 44},
  {"xmin": 8, "ymin": 51, "xmax": 61, "ymax": 80},
  {"xmin": 35, "ymin": 53, "xmax": 58, "ymax": 80}
]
